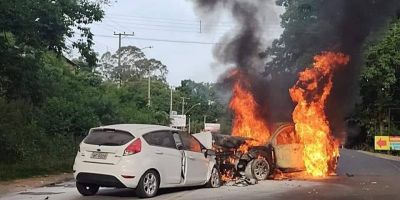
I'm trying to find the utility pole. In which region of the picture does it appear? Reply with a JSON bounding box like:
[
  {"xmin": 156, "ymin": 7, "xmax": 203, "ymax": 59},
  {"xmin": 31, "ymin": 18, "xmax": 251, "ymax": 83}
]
[
  {"xmin": 199, "ymin": 20, "xmax": 202, "ymax": 33},
  {"xmin": 139, "ymin": 46, "xmax": 154, "ymax": 107},
  {"xmin": 181, "ymin": 97, "xmax": 190, "ymax": 115},
  {"xmin": 188, "ymin": 115, "xmax": 191, "ymax": 134},
  {"xmin": 203, "ymin": 115, "xmax": 207, "ymax": 129},
  {"xmin": 113, "ymin": 32, "xmax": 134, "ymax": 86},
  {"xmin": 170, "ymin": 87, "xmax": 173, "ymax": 115},
  {"xmin": 147, "ymin": 69, "xmax": 151, "ymax": 107}
]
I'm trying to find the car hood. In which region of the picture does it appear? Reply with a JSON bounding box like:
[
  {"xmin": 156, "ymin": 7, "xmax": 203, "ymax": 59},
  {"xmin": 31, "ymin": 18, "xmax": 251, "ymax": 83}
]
[{"xmin": 193, "ymin": 132, "xmax": 213, "ymax": 149}]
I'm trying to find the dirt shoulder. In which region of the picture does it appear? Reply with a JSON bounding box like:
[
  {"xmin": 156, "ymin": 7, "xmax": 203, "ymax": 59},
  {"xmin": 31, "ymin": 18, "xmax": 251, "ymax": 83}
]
[
  {"xmin": 0, "ymin": 173, "xmax": 73, "ymax": 197},
  {"xmin": 357, "ymin": 150, "xmax": 400, "ymax": 161}
]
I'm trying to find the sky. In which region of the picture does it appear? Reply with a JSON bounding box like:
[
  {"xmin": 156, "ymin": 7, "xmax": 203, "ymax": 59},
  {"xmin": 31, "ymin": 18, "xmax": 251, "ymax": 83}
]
[{"xmin": 77, "ymin": 0, "xmax": 284, "ymax": 86}]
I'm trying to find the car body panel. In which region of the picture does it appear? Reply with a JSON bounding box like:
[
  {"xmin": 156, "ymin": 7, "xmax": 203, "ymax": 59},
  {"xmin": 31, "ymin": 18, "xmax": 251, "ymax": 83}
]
[
  {"xmin": 269, "ymin": 123, "xmax": 305, "ymax": 170},
  {"xmin": 73, "ymin": 124, "xmax": 216, "ymax": 190}
]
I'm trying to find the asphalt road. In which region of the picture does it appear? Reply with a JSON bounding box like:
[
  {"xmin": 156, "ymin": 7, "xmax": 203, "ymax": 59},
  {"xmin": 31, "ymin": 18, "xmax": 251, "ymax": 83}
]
[{"xmin": 1, "ymin": 149, "xmax": 399, "ymax": 200}]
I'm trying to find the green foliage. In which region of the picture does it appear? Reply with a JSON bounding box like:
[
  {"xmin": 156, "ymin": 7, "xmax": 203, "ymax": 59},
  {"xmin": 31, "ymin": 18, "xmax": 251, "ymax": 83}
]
[
  {"xmin": 0, "ymin": 0, "xmax": 104, "ymax": 65},
  {"xmin": 98, "ymin": 46, "xmax": 168, "ymax": 84},
  {"xmin": 0, "ymin": 1, "xmax": 227, "ymax": 181},
  {"xmin": 175, "ymin": 80, "xmax": 227, "ymax": 133},
  {"xmin": 357, "ymin": 19, "xmax": 400, "ymax": 139}
]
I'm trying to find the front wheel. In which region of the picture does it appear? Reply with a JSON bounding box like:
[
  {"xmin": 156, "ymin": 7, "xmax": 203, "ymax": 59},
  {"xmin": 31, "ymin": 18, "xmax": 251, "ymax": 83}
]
[
  {"xmin": 245, "ymin": 158, "xmax": 270, "ymax": 181},
  {"xmin": 136, "ymin": 170, "xmax": 160, "ymax": 198},
  {"xmin": 76, "ymin": 182, "xmax": 99, "ymax": 196},
  {"xmin": 205, "ymin": 166, "xmax": 221, "ymax": 188}
]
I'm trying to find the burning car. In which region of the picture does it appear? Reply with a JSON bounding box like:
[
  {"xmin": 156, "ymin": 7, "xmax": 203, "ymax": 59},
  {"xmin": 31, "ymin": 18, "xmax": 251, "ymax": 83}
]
[{"xmin": 194, "ymin": 122, "xmax": 339, "ymax": 182}]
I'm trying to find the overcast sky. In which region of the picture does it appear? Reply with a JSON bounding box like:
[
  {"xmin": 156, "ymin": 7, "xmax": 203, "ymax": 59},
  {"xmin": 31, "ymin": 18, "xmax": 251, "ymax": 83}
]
[{"xmin": 78, "ymin": 0, "xmax": 283, "ymax": 86}]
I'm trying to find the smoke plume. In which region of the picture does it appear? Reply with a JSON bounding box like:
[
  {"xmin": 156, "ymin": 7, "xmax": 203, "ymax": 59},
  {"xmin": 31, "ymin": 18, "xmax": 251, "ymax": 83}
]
[
  {"xmin": 193, "ymin": 0, "xmax": 400, "ymax": 141},
  {"xmin": 193, "ymin": 0, "xmax": 278, "ymax": 125},
  {"xmin": 269, "ymin": 0, "xmax": 400, "ymax": 139}
]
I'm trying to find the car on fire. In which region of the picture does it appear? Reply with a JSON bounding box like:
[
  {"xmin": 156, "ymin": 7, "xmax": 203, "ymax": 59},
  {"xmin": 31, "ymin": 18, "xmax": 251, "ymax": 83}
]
[
  {"xmin": 73, "ymin": 124, "xmax": 221, "ymax": 198},
  {"xmin": 194, "ymin": 123, "xmax": 336, "ymax": 181}
]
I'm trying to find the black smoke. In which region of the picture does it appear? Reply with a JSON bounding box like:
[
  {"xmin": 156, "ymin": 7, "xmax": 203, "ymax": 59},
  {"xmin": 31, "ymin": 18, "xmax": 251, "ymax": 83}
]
[
  {"xmin": 193, "ymin": 0, "xmax": 275, "ymax": 70},
  {"xmin": 193, "ymin": 0, "xmax": 278, "ymax": 127},
  {"xmin": 193, "ymin": 0, "xmax": 400, "ymax": 141},
  {"xmin": 269, "ymin": 0, "xmax": 400, "ymax": 140}
]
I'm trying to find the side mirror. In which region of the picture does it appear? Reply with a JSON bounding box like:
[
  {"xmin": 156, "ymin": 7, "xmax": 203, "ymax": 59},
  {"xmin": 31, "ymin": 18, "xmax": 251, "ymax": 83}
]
[{"xmin": 202, "ymin": 149, "xmax": 216, "ymax": 158}]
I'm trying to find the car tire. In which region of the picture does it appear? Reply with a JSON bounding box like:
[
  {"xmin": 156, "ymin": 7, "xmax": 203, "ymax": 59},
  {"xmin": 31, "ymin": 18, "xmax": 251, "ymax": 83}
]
[
  {"xmin": 136, "ymin": 170, "xmax": 160, "ymax": 198},
  {"xmin": 205, "ymin": 166, "xmax": 221, "ymax": 188},
  {"xmin": 76, "ymin": 182, "xmax": 99, "ymax": 196},
  {"xmin": 245, "ymin": 158, "xmax": 270, "ymax": 181}
]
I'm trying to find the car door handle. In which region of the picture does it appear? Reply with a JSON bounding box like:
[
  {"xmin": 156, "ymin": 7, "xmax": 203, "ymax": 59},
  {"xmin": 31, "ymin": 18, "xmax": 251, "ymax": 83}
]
[
  {"xmin": 155, "ymin": 151, "xmax": 164, "ymax": 155},
  {"xmin": 188, "ymin": 156, "xmax": 195, "ymax": 160}
]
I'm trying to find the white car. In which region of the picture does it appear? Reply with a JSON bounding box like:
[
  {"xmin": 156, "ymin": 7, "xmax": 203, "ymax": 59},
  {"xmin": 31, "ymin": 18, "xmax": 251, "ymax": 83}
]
[{"xmin": 73, "ymin": 124, "xmax": 221, "ymax": 198}]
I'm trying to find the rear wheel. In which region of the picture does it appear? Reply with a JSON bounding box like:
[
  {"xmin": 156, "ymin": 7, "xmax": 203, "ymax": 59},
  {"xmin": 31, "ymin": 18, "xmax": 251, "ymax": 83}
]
[
  {"xmin": 206, "ymin": 166, "xmax": 221, "ymax": 188},
  {"xmin": 245, "ymin": 158, "xmax": 270, "ymax": 181},
  {"xmin": 136, "ymin": 170, "xmax": 160, "ymax": 198},
  {"xmin": 76, "ymin": 182, "xmax": 99, "ymax": 196}
]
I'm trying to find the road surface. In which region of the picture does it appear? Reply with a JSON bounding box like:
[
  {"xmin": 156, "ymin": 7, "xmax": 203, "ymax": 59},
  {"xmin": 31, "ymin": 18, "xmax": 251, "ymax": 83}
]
[{"xmin": 1, "ymin": 149, "xmax": 399, "ymax": 200}]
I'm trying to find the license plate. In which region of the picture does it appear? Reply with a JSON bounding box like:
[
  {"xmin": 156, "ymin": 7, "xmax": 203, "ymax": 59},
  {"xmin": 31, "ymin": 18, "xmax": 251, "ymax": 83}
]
[{"xmin": 91, "ymin": 152, "xmax": 108, "ymax": 159}]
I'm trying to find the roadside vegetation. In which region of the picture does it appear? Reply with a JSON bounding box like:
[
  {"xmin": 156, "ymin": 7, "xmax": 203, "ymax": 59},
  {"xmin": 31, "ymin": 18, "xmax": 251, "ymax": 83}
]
[{"xmin": 0, "ymin": 1, "xmax": 226, "ymax": 181}]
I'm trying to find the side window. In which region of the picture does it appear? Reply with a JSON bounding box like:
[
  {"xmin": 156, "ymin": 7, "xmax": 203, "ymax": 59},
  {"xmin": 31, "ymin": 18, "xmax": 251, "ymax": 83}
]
[
  {"xmin": 143, "ymin": 131, "xmax": 177, "ymax": 149},
  {"xmin": 180, "ymin": 132, "xmax": 202, "ymax": 152}
]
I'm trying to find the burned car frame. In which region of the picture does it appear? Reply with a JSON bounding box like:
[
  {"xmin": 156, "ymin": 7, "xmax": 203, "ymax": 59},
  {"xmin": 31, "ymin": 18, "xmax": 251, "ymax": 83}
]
[{"xmin": 194, "ymin": 123, "xmax": 311, "ymax": 182}]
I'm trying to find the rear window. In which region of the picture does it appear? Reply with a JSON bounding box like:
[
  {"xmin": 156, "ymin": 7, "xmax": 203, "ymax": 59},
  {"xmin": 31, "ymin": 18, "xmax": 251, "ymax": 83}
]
[{"xmin": 84, "ymin": 129, "xmax": 134, "ymax": 146}]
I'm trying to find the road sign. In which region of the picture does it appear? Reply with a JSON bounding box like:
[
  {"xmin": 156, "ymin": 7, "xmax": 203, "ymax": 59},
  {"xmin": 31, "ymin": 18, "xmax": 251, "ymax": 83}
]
[
  {"xmin": 390, "ymin": 136, "xmax": 400, "ymax": 151},
  {"xmin": 204, "ymin": 123, "xmax": 220, "ymax": 133},
  {"xmin": 375, "ymin": 136, "xmax": 390, "ymax": 150},
  {"xmin": 170, "ymin": 114, "xmax": 186, "ymax": 128}
]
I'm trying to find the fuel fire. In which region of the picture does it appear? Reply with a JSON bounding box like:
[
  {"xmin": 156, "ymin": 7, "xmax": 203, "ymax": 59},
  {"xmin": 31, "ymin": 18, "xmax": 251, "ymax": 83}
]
[
  {"xmin": 229, "ymin": 69, "xmax": 270, "ymax": 153},
  {"xmin": 289, "ymin": 52, "xmax": 350, "ymax": 177}
]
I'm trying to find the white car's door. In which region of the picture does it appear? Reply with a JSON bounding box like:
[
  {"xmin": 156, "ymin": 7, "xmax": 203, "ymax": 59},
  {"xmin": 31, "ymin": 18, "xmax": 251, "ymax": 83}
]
[
  {"xmin": 142, "ymin": 131, "xmax": 182, "ymax": 184},
  {"xmin": 179, "ymin": 132, "xmax": 209, "ymax": 185},
  {"xmin": 272, "ymin": 126, "xmax": 304, "ymax": 169}
]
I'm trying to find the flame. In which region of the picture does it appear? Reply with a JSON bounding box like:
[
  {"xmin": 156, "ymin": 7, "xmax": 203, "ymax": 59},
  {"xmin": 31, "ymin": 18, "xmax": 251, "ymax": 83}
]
[
  {"xmin": 229, "ymin": 69, "xmax": 270, "ymax": 152},
  {"xmin": 289, "ymin": 52, "xmax": 349, "ymax": 177}
]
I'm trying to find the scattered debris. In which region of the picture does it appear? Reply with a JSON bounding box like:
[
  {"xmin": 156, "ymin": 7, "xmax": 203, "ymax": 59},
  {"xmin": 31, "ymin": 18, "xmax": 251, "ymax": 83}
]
[{"xmin": 224, "ymin": 177, "xmax": 258, "ymax": 187}]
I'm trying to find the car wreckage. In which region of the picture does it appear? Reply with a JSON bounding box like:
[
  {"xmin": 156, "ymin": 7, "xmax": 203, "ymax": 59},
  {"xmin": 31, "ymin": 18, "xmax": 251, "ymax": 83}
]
[{"xmin": 194, "ymin": 123, "xmax": 308, "ymax": 182}]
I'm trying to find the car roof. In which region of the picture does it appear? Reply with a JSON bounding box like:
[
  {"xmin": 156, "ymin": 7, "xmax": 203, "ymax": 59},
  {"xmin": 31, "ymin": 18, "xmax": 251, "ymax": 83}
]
[{"xmin": 91, "ymin": 124, "xmax": 179, "ymax": 136}]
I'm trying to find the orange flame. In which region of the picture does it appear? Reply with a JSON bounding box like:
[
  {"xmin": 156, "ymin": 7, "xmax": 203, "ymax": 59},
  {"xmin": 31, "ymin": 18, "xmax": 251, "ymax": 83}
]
[
  {"xmin": 289, "ymin": 52, "xmax": 349, "ymax": 177},
  {"xmin": 229, "ymin": 69, "xmax": 270, "ymax": 152}
]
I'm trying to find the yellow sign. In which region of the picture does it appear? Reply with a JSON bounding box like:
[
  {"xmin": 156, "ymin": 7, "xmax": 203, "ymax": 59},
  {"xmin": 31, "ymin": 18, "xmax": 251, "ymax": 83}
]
[{"xmin": 375, "ymin": 136, "xmax": 390, "ymax": 150}]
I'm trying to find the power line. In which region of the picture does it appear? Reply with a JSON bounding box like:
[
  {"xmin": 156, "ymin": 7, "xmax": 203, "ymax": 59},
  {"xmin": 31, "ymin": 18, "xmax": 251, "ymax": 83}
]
[
  {"xmin": 106, "ymin": 13, "xmax": 236, "ymax": 25},
  {"xmin": 94, "ymin": 34, "xmax": 221, "ymax": 45},
  {"xmin": 107, "ymin": 15, "xmax": 236, "ymax": 28}
]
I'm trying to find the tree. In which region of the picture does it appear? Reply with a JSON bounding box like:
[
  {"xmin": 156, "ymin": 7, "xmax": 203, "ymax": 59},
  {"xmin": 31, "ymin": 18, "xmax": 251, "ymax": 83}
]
[
  {"xmin": 175, "ymin": 80, "xmax": 226, "ymax": 133},
  {"xmin": 0, "ymin": 0, "xmax": 105, "ymax": 102},
  {"xmin": 356, "ymin": 18, "xmax": 400, "ymax": 144},
  {"xmin": 98, "ymin": 46, "xmax": 168, "ymax": 84}
]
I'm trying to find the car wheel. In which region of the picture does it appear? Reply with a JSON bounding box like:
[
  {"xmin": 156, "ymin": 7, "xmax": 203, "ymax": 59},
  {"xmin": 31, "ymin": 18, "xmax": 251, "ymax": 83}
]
[
  {"xmin": 136, "ymin": 170, "xmax": 160, "ymax": 198},
  {"xmin": 206, "ymin": 166, "xmax": 221, "ymax": 188},
  {"xmin": 76, "ymin": 182, "xmax": 99, "ymax": 196},
  {"xmin": 245, "ymin": 158, "xmax": 270, "ymax": 181}
]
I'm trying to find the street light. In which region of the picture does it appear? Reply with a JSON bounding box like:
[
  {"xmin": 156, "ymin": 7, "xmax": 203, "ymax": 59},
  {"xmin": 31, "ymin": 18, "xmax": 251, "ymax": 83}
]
[
  {"xmin": 141, "ymin": 46, "xmax": 154, "ymax": 107},
  {"xmin": 185, "ymin": 103, "xmax": 200, "ymax": 134},
  {"xmin": 184, "ymin": 103, "xmax": 201, "ymax": 115}
]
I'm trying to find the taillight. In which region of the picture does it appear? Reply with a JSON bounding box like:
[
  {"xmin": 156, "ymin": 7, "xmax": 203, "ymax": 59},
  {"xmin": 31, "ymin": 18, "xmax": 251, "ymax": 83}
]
[{"xmin": 124, "ymin": 138, "xmax": 141, "ymax": 156}]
